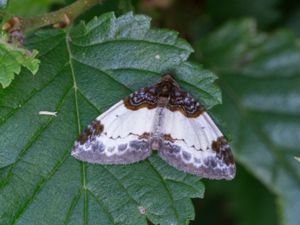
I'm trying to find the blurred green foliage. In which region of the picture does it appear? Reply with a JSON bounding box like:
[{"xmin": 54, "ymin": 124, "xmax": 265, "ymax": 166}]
[
  {"xmin": 205, "ymin": 0, "xmax": 280, "ymax": 28},
  {"xmin": 1, "ymin": 0, "xmax": 300, "ymax": 225},
  {"xmin": 195, "ymin": 19, "xmax": 300, "ymax": 225},
  {"xmin": 6, "ymin": 0, "xmax": 64, "ymax": 17}
]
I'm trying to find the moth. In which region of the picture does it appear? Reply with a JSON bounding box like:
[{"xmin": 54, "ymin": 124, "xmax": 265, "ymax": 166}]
[{"xmin": 71, "ymin": 74, "xmax": 236, "ymax": 180}]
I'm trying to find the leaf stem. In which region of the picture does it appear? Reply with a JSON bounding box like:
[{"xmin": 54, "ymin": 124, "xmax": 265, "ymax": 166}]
[{"xmin": 2, "ymin": 0, "xmax": 103, "ymax": 32}]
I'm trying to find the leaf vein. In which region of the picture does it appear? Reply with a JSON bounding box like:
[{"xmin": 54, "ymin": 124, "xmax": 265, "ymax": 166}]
[
  {"xmin": 11, "ymin": 152, "xmax": 70, "ymax": 225},
  {"xmin": 0, "ymin": 63, "xmax": 70, "ymax": 127},
  {"xmin": 88, "ymin": 189, "xmax": 116, "ymax": 225},
  {"xmin": 66, "ymin": 31, "xmax": 88, "ymax": 225},
  {"xmin": 147, "ymin": 159, "xmax": 180, "ymax": 222},
  {"xmin": 3, "ymin": 85, "xmax": 72, "ymax": 183},
  {"xmin": 63, "ymin": 189, "xmax": 82, "ymax": 225},
  {"xmin": 71, "ymin": 38, "xmax": 190, "ymax": 52}
]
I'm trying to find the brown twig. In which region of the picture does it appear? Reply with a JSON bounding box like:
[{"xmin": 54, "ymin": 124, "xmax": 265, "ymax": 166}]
[{"xmin": 2, "ymin": 0, "xmax": 103, "ymax": 33}]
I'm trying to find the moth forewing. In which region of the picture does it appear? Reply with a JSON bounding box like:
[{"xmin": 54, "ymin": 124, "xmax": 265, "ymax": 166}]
[
  {"xmin": 71, "ymin": 101, "xmax": 155, "ymax": 164},
  {"xmin": 158, "ymin": 109, "xmax": 235, "ymax": 180}
]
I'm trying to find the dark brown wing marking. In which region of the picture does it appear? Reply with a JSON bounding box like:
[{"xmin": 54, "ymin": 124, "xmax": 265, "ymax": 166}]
[
  {"xmin": 124, "ymin": 86, "xmax": 159, "ymax": 110},
  {"xmin": 211, "ymin": 137, "xmax": 234, "ymax": 166},
  {"xmin": 77, "ymin": 120, "xmax": 104, "ymax": 145},
  {"xmin": 124, "ymin": 74, "xmax": 205, "ymax": 117},
  {"xmin": 168, "ymin": 87, "xmax": 205, "ymax": 118}
]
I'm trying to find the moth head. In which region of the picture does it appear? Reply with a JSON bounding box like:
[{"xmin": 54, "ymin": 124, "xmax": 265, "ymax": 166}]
[{"xmin": 161, "ymin": 74, "xmax": 174, "ymax": 82}]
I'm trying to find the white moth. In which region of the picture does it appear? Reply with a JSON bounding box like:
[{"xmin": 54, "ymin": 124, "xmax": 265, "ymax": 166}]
[{"xmin": 71, "ymin": 74, "xmax": 236, "ymax": 180}]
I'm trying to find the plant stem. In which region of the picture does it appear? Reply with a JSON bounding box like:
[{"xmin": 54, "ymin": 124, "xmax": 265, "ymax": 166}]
[{"xmin": 2, "ymin": 0, "xmax": 103, "ymax": 32}]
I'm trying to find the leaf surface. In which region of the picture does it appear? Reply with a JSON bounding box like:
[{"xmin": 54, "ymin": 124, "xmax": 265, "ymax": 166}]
[{"xmin": 0, "ymin": 12, "xmax": 222, "ymax": 225}]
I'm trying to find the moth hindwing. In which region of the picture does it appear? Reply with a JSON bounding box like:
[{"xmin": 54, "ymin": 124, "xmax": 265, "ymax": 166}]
[{"xmin": 71, "ymin": 74, "xmax": 236, "ymax": 180}]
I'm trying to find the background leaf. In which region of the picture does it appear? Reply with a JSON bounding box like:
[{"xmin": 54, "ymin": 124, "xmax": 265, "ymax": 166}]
[
  {"xmin": 191, "ymin": 164, "xmax": 279, "ymax": 225},
  {"xmin": 0, "ymin": 39, "xmax": 40, "ymax": 88},
  {"xmin": 205, "ymin": 0, "xmax": 281, "ymax": 28},
  {"xmin": 0, "ymin": 12, "xmax": 222, "ymax": 225},
  {"xmin": 6, "ymin": 0, "xmax": 64, "ymax": 17},
  {"xmin": 197, "ymin": 19, "xmax": 300, "ymax": 225}
]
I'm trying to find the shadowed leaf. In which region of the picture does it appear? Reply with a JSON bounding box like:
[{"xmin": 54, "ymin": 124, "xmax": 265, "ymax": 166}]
[{"xmin": 197, "ymin": 19, "xmax": 300, "ymax": 225}]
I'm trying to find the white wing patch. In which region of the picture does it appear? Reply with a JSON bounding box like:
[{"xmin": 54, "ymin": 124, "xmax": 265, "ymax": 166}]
[
  {"xmin": 71, "ymin": 101, "xmax": 156, "ymax": 164},
  {"xmin": 159, "ymin": 110, "xmax": 235, "ymax": 180}
]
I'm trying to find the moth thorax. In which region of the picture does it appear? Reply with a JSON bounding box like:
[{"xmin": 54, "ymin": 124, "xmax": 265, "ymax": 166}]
[
  {"xmin": 160, "ymin": 84, "xmax": 172, "ymax": 96},
  {"xmin": 158, "ymin": 97, "xmax": 169, "ymax": 106}
]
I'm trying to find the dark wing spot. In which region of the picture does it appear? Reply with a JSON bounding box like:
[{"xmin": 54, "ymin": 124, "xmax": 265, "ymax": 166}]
[
  {"xmin": 211, "ymin": 137, "xmax": 235, "ymax": 165},
  {"xmin": 118, "ymin": 143, "xmax": 128, "ymax": 152},
  {"xmin": 170, "ymin": 144, "xmax": 180, "ymax": 154},
  {"xmin": 182, "ymin": 151, "xmax": 191, "ymax": 161},
  {"xmin": 92, "ymin": 120, "xmax": 104, "ymax": 136},
  {"xmin": 204, "ymin": 157, "xmax": 217, "ymax": 168},
  {"xmin": 92, "ymin": 142, "xmax": 105, "ymax": 153},
  {"xmin": 223, "ymin": 149, "xmax": 234, "ymax": 165},
  {"xmin": 77, "ymin": 120, "xmax": 104, "ymax": 145},
  {"xmin": 78, "ymin": 127, "xmax": 92, "ymax": 145},
  {"xmin": 211, "ymin": 140, "xmax": 221, "ymax": 153},
  {"xmin": 129, "ymin": 140, "xmax": 149, "ymax": 152}
]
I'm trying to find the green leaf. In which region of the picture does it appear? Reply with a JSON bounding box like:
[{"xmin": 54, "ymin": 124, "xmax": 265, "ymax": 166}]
[
  {"xmin": 285, "ymin": 9, "xmax": 300, "ymax": 37},
  {"xmin": 0, "ymin": 39, "xmax": 40, "ymax": 88},
  {"xmin": 205, "ymin": 0, "xmax": 280, "ymax": 27},
  {"xmin": 197, "ymin": 19, "xmax": 300, "ymax": 225},
  {"xmin": 0, "ymin": 12, "xmax": 222, "ymax": 225},
  {"xmin": 6, "ymin": 0, "xmax": 64, "ymax": 17}
]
